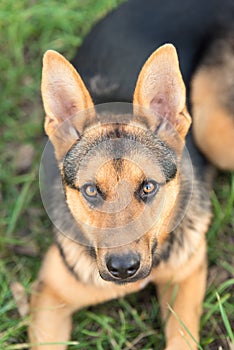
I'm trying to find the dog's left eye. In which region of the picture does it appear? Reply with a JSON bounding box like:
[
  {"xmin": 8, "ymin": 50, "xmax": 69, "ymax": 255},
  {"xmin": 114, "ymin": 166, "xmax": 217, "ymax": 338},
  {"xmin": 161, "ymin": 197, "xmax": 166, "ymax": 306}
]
[
  {"xmin": 139, "ymin": 180, "xmax": 159, "ymax": 201},
  {"xmin": 83, "ymin": 183, "xmax": 98, "ymax": 198},
  {"xmin": 143, "ymin": 182, "xmax": 155, "ymax": 194}
]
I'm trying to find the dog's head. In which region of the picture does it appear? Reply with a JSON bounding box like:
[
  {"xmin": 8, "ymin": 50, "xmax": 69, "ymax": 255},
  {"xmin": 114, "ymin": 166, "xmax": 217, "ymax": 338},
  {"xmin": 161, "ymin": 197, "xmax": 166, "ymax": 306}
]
[{"xmin": 41, "ymin": 44, "xmax": 191, "ymax": 284}]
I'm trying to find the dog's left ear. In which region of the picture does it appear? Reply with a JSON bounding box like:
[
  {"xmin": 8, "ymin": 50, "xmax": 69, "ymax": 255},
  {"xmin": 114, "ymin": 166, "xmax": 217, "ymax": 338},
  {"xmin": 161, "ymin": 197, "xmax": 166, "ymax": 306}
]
[{"xmin": 134, "ymin": 44, "xmax": 191, "ymax": 139}]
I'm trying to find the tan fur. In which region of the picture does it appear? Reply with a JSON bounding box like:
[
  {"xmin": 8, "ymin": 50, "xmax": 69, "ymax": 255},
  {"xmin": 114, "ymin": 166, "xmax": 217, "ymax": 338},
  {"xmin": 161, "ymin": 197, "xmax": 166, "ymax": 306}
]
[
  {"xmin": 192, "ymin": 66, "xmax": 234, "ymax": 170},
  {"xmin": 156, "ymin": 252, "xmax": 207, "ymax": 350},
  {"xmin": 29, "ymin": 45, "xmax": 213, "ymax": 349}
]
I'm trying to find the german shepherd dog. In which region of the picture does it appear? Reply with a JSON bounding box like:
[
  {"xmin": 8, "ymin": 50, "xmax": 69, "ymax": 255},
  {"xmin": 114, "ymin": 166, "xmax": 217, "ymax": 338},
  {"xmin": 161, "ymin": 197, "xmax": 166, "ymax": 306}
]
[{"xmin": 29, "ymin": 0, "xmax": 234, "ymax": 349}]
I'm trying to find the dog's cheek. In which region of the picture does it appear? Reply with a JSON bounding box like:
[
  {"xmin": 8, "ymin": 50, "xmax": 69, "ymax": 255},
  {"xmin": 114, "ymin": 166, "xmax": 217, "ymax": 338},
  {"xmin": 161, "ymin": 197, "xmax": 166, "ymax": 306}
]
[
  {"xmin": 65, "ymin": 187, "xmax": 93, "ymax": 225},
  {"xmin": 155, "ymin": 179, "xmax": 180, "ymax": 245}
]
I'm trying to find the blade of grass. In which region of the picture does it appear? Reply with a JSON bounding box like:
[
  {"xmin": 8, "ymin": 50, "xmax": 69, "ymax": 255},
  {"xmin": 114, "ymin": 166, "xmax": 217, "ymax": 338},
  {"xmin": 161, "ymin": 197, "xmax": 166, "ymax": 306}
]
[
  {"xmin": 6, "ymin": 171, "xmax": 36, "ymax": 235},
  {"xmin": 216, "ymin": 293, "xmax": 234, "ymax": 343}
]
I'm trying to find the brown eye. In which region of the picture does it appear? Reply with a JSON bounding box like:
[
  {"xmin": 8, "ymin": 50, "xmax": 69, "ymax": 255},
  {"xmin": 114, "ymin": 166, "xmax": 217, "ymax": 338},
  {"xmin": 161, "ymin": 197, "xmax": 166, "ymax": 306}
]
[
  {"xmin": 139, "ymin": 180, "xmax": 159, "ymax": 202},
  {"xmin": 81, "ymin": 182, "xmax": 104, "ymax": 206},
  {"xmin": 143, "ymin": 181, "xmax": 155, "ymax": 194},
  {"xmin": 85, "ymin": 184, "xmax": 97, "ymax": 197}
]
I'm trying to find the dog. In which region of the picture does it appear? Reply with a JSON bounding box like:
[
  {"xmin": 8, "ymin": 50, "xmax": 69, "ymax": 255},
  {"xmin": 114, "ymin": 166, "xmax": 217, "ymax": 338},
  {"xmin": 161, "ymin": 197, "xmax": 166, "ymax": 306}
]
[{"xmin": 29, "ymin": 0, "xmax": 234, "ymax": 349}]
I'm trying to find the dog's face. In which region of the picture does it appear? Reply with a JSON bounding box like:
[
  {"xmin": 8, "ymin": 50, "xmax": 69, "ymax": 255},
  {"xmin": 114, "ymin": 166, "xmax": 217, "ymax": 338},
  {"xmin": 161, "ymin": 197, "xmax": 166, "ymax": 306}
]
[
  {"xmin": 62, "ymin": 122, "xmax": 180, "ymax": 282},
  {"xmin": 41, "ymin": 45, "xmax": 191, "ymax": 283}
]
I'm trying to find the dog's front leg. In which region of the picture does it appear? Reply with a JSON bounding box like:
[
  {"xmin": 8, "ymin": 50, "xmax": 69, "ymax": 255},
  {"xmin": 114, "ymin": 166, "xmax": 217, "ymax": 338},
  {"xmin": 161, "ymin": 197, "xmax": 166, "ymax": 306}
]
[
  {"xmin": 29, "ymin": 279, "xmax": 73, "ymax": 350},
  {"xmin": 155, "ymin": 250, "xmax": 207, "ymax": 350},
  {"xmin": 29, "ymin": 244, "xmax": 141, "ymax": 350}
]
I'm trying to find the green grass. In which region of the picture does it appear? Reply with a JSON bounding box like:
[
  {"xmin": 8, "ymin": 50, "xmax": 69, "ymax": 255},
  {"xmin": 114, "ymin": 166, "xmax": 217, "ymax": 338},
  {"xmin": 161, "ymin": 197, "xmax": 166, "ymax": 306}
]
[{"xmin": 0, "ymin": 1, "xmax": 233, "ymax": 349}]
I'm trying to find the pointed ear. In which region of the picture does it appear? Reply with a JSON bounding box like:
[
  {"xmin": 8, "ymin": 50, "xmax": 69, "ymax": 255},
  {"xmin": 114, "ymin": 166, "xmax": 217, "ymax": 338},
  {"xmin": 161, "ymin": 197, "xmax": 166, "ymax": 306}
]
[
  {"xmin": 41, "ymin": 50, "xmax": 94, "ymax": 160},
  {"xmin": 133, "ymin": 44, "xmax": 191, "ymax": 139}
]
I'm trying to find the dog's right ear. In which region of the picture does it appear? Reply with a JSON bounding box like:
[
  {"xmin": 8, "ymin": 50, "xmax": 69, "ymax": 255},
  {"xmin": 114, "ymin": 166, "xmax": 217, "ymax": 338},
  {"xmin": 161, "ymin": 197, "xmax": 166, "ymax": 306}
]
[{"xmin": 41, "ymin": 50, "xmax": 94, "ymax": 160}]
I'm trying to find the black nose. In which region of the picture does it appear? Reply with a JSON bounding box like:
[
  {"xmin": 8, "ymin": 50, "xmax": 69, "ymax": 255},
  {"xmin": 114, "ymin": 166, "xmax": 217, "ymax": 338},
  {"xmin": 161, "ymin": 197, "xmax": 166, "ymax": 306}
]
[{"xmin": 106, "ymin": 253, "xmax": 140, "ymax": 279}]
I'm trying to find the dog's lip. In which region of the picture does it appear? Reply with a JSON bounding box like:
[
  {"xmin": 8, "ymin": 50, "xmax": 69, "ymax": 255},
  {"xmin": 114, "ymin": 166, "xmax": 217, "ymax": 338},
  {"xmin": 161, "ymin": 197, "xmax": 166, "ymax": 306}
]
[{"xmin": 99, "ymin": 266, "xmax": 151, "ymax": 285}]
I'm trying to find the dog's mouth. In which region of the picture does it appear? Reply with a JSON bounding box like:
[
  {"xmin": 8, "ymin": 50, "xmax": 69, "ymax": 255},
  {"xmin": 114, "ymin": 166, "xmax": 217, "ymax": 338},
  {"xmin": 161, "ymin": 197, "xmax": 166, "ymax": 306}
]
[{"xmin": 99, "ymin": 268, "xmax": 151, "ymax": 285}]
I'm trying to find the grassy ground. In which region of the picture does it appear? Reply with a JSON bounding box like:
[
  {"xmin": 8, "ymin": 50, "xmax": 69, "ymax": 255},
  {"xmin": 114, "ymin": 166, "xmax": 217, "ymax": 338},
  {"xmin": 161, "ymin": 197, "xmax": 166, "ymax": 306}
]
[{"xmin": 0, "ymin": 1, "xmax": 233, "ymax": 349}]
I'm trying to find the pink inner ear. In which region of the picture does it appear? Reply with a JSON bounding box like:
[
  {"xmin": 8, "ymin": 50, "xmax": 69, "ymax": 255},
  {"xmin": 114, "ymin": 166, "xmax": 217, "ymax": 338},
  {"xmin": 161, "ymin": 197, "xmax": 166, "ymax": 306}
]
[
  {"xmin": 49, "ymin": 89, "xmax": 79, "ymax": 122},
  {"xmin": 150, "ymin": 96, "xmax": 173, "ymax": 120}
]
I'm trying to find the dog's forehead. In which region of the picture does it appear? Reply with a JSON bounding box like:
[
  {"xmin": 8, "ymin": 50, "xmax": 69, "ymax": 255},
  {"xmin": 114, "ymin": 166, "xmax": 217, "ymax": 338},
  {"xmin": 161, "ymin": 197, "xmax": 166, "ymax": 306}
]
[
  {"xmin": 62, "ymin": 122, "xmax": 177, "ymax": 188},
  {"xmin": 73, "ymin": 145, "xmax": 165, "ymax": 188},
  {"xmin": 94, "ymin": 158, "xmax": 146, "ymax": 190}
]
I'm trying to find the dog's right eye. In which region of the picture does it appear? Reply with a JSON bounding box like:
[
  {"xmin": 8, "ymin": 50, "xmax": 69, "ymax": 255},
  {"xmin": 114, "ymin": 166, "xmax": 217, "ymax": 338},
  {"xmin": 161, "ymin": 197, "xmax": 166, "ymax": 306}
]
[{"xmin": 81, "ymin": 183, "xmax": 104, "ymax": 206}]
